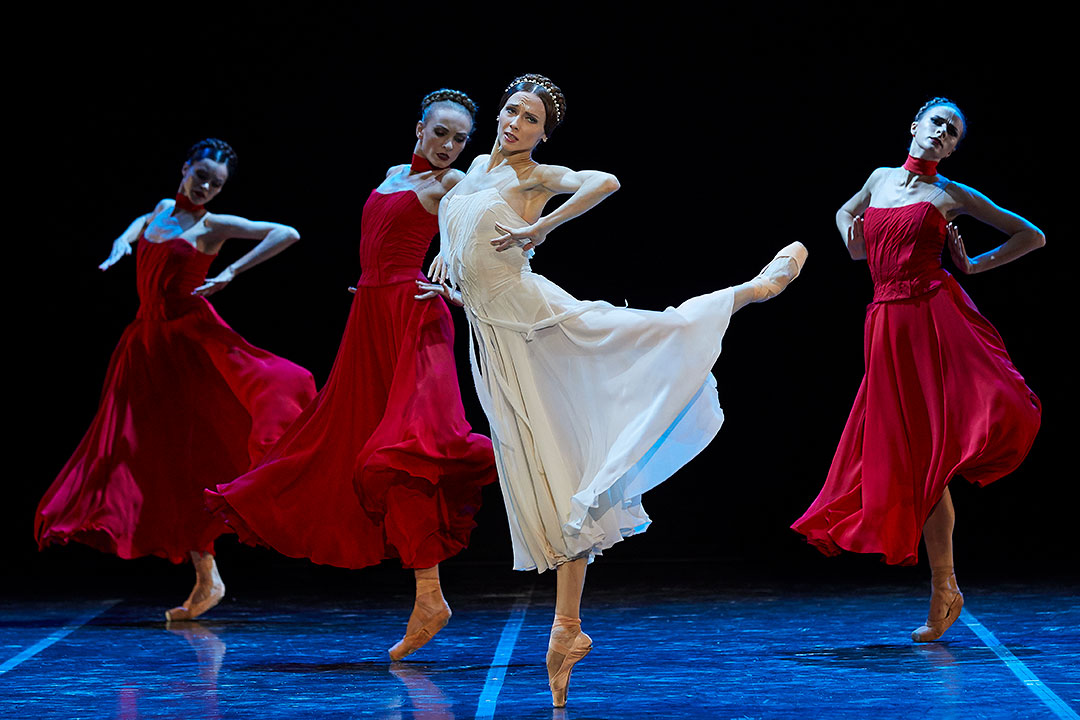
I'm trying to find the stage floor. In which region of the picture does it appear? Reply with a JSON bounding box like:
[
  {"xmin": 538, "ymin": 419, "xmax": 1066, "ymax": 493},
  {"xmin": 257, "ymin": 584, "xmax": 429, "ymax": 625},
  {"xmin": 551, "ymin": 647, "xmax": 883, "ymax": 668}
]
[{"xmin": 2, "ymin": 570, "xmax": 1077, "ymax": 719}]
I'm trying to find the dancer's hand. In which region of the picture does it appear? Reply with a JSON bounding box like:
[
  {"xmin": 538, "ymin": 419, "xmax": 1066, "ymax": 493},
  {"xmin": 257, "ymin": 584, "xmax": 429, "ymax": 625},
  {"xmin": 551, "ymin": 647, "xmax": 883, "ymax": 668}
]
[
  {"xmin": 348, "ymin": 286, "xmax": 357, "ymax": 294},
  {"xmin": 415, "ymin": 280, "xmax": 463, "ymax": 306},
  {"xmin": 99, "ymin": 238, "xmax": 132, "ymax": 271},
  {"xmin": 847, "ymin": 215, "xmax": 866, "ymax": 256},
  {"xmin": 492, "ymin": 221, "xmax": 546, "ymax": 253},
  {"xmin": 193, "ymin": 267, "xmax": 235, "ymax": 296},
  {"xmin": 428, "ymin": 255, "xmax": 450, "ymax": 284},
  {"xmin": 947, "ymin": 223, "xmax": 976, "ymax": 274}
]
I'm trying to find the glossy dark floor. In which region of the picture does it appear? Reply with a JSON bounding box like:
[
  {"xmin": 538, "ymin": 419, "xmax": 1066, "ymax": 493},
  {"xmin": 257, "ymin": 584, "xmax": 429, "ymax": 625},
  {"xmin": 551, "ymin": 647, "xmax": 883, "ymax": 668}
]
[{"xmin": 2, "ymin": 566, "xmax": 1078, "ymax": 719}]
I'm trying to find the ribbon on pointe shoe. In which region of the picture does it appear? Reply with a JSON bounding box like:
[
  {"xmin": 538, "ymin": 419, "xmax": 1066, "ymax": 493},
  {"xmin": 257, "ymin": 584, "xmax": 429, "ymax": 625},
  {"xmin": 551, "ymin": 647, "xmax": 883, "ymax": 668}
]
[
  {"xmin": 389, "ymin": 577, "xmax": 451, "ymax": 661},
  {"xmin": 911, "ymin": 566, "xmax": 964, "ymax": 642},
  {"xmin": 548, "ymin": 614, "xmax": 593, "ymax": 708}
]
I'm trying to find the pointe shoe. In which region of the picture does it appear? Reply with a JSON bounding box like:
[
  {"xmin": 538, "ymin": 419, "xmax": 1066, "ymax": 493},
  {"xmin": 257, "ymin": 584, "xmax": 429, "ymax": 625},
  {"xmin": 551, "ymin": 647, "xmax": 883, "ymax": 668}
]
[
  {"xmin": 548, "ymin": 616, "xmax": 593, "ymax": 708},
  {"xmin": 165, "ymin": 579, "xmax": 225, "ymax": 622},
  {"xmin": 911, "ymin": 568, "xmax": 964, "ymax": 642},
  {"xmin": 750, "ymin": 241, "xmax": 808, "ymax": 301},
  {"xmin": 389, "ymin": 578, "xmax": 451, "ymax": 661}
]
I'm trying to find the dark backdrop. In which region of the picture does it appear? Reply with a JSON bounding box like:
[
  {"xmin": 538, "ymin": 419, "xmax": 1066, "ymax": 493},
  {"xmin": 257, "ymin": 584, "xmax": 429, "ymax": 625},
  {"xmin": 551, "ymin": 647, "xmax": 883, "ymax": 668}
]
[{"xmin": 10, "ymin": 7, "xmax": 1071, "ymax": 593}]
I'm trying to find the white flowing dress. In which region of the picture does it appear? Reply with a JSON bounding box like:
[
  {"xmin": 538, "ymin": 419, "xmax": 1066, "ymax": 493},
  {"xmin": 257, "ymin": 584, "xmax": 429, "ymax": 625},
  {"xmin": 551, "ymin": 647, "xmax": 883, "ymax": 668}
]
[{"xmin": 440, "ymin": 187, "xmax": 734, "ymax": 572}]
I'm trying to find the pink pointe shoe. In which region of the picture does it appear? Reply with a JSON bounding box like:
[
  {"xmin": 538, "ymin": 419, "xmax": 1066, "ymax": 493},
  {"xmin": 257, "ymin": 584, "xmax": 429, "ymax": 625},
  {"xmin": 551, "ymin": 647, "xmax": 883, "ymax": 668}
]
[
  {"xmin": 547, "ymin": 615, "xmax": 593, "ymax": 708},
  {"xmin": 165, "ymin": 553, "xmax": 225, "ymax": 622},
  {"xmin": 165, "ymin": 579, "xmax": 225, "ymax": 622},
  {"xmin": 389, "ymin": 578, "xmax": 451, "ymax": 661},
  {"xmin": 750, "ymin": 241, "xmax": 808, "ymax": 301},
  {"xmin": 911, "ymin": 567, "xmax": 964, "ymax": 642}
]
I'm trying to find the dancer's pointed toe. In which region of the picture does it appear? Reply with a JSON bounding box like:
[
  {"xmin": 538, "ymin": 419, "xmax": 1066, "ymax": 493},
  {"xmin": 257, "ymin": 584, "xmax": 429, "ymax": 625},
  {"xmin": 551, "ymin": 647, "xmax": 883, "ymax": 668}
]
[
  {"xmin": 388, "ymin": 606, "xmax": 451, "ymax": 661},
  {"xmin": 750, "ymin": 241, "xmax": 808, "ymax": 301},
  {"xmin": 911, "ymin": 589, "xmax": 964, "ymax": 642},
  {"xmin": 547, "ymin": 614, "xmax": 592, "ymax": 708}
]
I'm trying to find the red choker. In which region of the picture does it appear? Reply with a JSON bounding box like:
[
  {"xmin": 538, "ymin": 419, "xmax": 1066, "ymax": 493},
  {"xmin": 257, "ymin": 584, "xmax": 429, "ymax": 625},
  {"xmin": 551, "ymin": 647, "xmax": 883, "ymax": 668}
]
[
  {"xmin": 903, "ymin": 155, "xmax": 939, "ymax": 176},
  {"xmin": 410, "ymin": 153, "xmax": 435, "ymax": 173},
  {"xmin": 174, "ymin": 192, "xmax": 205, "ymax": 214}
]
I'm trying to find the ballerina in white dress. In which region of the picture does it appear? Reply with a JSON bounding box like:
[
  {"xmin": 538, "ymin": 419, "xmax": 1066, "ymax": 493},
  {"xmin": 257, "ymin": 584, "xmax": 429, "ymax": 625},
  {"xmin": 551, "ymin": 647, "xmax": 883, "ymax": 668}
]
[{"xmin": 422, "ymin": 74, "xmax": 806, "ymax": 707}]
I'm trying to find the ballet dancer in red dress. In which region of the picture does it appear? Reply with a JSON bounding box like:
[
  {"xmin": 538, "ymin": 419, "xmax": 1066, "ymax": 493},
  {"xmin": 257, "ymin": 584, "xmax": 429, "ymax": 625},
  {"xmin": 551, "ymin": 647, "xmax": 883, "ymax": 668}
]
[
  {"xmin": 792, "ymin": 98, "xmax": 1044, "ymax": 641},
  {"xmin": 36, "ymin": 139, "xmax": 316, "ymax": 621},
  {"xmin": 207, "ymin": 90, "xmax": 496, "ymax": 660}
]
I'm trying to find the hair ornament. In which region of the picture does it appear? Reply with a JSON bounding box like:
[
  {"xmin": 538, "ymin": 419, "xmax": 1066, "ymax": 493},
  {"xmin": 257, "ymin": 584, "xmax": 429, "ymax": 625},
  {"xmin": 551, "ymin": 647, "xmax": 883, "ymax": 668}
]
[{"xmin": 506, "ymin": 74, "xmax": 562, "ymax": 124}]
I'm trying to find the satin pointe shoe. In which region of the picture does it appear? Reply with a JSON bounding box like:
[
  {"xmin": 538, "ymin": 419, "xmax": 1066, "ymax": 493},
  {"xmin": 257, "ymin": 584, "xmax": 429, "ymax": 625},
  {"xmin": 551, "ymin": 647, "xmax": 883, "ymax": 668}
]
[
  {"xmin": 911, "ymin": 567, "xmax": 964, "ymax": 642},
  {"xmin": 750, "ymin": 241, "xmax": 808, "ymax": 301},
  {"xmin": 165, "ymin": 578, "xmax": 225, "ymax": 622},
  {"xmin": 389, "ymin": 578, "xmax": 451, "ymax": 661},
  {"xmin": 548, "ymin": 615, "xmax": 593, "ymax": 708}
]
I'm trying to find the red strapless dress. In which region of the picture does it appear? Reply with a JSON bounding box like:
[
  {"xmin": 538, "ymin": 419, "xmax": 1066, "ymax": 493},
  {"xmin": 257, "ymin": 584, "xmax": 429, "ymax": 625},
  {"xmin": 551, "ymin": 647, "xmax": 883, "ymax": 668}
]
[
  {"xmin": 35, "ymin": 237, "xmax": 316, "ymax": 563},
  {"xmin": 792, "ymin": 202, "xmax": 1041, "ymax": 565},
  {"xmin": 206, "ymin": 190, "xmax": 497, "ymax": 570}
]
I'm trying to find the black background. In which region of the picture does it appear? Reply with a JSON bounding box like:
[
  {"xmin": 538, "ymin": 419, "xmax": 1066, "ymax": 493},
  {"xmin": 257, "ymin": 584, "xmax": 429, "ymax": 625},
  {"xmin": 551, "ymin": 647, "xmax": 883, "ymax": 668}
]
[{"xmin": 10, "ymin": 6, "xmax": 1072, "ymax": 594}]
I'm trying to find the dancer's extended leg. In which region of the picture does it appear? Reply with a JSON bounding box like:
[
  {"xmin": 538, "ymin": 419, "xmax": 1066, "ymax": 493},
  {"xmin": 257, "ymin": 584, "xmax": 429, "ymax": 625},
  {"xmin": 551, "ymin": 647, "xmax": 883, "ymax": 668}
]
[{"xmin": 731, "ymin": 242, "xmax": 808, "ymax": 313}]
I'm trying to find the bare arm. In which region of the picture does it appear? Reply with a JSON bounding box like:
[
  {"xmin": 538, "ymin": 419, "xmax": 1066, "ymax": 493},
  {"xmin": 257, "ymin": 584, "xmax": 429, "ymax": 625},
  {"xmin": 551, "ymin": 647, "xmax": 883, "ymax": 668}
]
[
  {"xmin": 947, "ymin": 182, "xmax": 1045, "ymax": 274},
  {"xmin": 99, "ymin": 199, "xmax": 168, "ymax": 270},
  {"xmin": 836, "ymin": 168, "xmax": 886, "ymax": 261},
  {"xmin": 193, "ymin": 215, "xmax": 301, "ymax": 296},
  {"xmin": 491, "ymin": 165, "xmax": 620, "ymax": 252}
]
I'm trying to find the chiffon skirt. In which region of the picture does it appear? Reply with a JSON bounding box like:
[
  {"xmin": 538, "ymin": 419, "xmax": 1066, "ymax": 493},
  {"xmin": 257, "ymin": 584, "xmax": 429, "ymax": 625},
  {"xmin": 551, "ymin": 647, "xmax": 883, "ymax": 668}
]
[
  {"xmin": 206, "ymin": 280, "xmax": 497, "ymax": 569},
  {"xmin": 792, "ymin": 277, "xmax": 1041, "ymax": 565},
  {"xmin": 466, "ymin": 271, "xmax": 735, "ymax": 572},
  {"xmin": 35, "ymin": 301, "xmax": 316, "ymax": 562}
]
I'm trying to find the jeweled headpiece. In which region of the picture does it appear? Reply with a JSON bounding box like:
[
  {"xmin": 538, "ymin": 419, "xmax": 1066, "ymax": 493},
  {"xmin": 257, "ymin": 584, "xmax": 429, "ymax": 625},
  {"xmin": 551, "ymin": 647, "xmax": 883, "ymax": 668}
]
[{"xmin": 506, "ymin": 74, "xmax": 562, "ymax": 125}]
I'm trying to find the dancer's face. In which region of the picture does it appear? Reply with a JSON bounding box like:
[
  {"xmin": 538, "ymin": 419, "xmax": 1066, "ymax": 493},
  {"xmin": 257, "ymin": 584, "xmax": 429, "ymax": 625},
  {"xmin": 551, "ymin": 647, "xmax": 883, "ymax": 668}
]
[
  {"xmin": 416, "ymin": 105, "xmax": 473, "ymax": 169},
  {"xmin": 909, "ymin": 106, "xmax": 964, "ymax": 160},
  {"xmin": 498, "ymin": 92, "xmax": 546, "ymax": 152},
  {"xmin": 179, "ymin": 158, "xmax": 229, "ymax": 205}
]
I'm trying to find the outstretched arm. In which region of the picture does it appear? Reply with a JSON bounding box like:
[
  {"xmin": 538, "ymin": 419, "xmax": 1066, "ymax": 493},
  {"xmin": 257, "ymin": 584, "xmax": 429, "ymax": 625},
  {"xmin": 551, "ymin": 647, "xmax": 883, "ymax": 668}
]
[
  {"xmin": 836, "ymin": 168, "xmax": 885, "ymax": 261},
  {"xmin": 193, "ymin": 215, "xmax": 301, "ymax": 296},
  {"xmin": 947, "ymin": 183, "xmax": 1045, "ymax": 274},
  {"xmin": 99, "ymin": 200, "xmax": 169, "ymax": 270},
  {"xmin": 491, "ymin": 166, "xmax": 620, "ymax": 252}
]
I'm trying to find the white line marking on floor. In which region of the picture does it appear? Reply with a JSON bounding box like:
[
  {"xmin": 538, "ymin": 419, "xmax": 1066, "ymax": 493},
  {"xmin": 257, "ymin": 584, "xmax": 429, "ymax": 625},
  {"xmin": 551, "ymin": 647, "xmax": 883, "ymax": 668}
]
[
  {"xmin": 475, "ymin": 588, "xmax": 534, "ymax": 719},
  {"xmin": 961, "ymin": 608, "xmax": 1078, "ymax": 719},
  {"xmin": 0, "ymin": 599, "xmax": 122, "ymax": 676}
]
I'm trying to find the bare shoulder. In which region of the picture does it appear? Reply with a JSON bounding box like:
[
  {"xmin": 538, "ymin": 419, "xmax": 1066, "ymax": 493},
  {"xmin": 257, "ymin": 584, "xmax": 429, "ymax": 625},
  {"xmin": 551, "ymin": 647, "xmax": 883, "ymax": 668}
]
[
  {"xmin": 153, "ymin": 198, "xmax": 174, "ymax": 216},
  {"xmin": 534, "ymin": 161, "xmax": 570, "ymax": 177},
  {"xmin": 386, "ymin": 163, "xmax": 408, "ymax": 179},
  {"xmin": 866, "ymin": 166, "xmax": 893, "ymax": 188},
  {"xmin": 439, "ymin": 168, "xmax": 466, "ymax": 191},
  {"xmin": 202, "ymin": 212, "xmax": 245, "ymax": 233},
  {"xmin": 943, "ymin": 180, "xmax": 994, "ymax": 211}
]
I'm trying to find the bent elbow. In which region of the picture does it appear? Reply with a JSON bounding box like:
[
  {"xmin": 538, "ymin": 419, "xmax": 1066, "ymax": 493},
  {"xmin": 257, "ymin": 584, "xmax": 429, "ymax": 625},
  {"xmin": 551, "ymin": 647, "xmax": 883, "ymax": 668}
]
[
  {"xmin": 1032, "ymin": 229, "xmax": 1046, "ymax": 249},
  {"xmin": 284, "ymin": 226, "xmax": 301, "ymax": 243},
  {"xmin": 602, "ymin": 174, "xmax": 620, "ymax": 194}
]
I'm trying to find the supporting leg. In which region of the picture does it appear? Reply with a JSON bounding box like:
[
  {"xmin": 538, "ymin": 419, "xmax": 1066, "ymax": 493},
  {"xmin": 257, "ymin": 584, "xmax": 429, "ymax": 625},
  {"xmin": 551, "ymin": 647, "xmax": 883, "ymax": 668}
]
[
  {"xmin": 548, "ymin": 558, "xmax": 592, "ymax": 707},
  {"xmin": 912, "ymin": 489, "xmax": 964, "ymax": 642},
  {"xmin": 165, "ymin": 550, "xmax": 226, "ymax": 622},
  {"xmin": 389, "ymin": 564, "xmax": 451, "ymax": 661}
]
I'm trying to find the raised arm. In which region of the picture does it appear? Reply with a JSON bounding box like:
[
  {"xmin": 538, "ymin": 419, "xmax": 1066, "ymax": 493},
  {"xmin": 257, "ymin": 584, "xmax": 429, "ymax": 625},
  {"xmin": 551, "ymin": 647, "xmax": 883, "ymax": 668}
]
[
  {"xmin": 99, "ymin": 200, "xmax": 168, "ymax": 270},
  {"xmin": 836, "ymin": 168, "xmax": 885, "ymax": 261},
  {"xmin": 491, "ymin": 165, "xmax": 620, "ymax": 252},
  {"xmin": 193, "ymin": 215, "xmax": 301, "ymax": 296},
  {"xmin": 946, "ymin": 182, "xmax": 1046, "ymax": 274}
]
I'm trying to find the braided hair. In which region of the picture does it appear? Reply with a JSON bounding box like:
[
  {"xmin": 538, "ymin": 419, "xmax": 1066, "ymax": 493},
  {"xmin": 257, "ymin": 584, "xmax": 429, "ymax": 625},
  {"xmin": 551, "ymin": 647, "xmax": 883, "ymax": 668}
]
[
  {"xmin": 420, "ymin": 88, "xmax": 478, "ymax": 123},
  {"xmin": 185, "ymin": 138, "xmax": 238, "ymax": 175},
  {"xmin": 913, "ymin": 97, "xmax": 967, "ymax": 140},
  {"xmin": 499, "ymin": 74, "xmax": 566, "ymax": 137}
]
